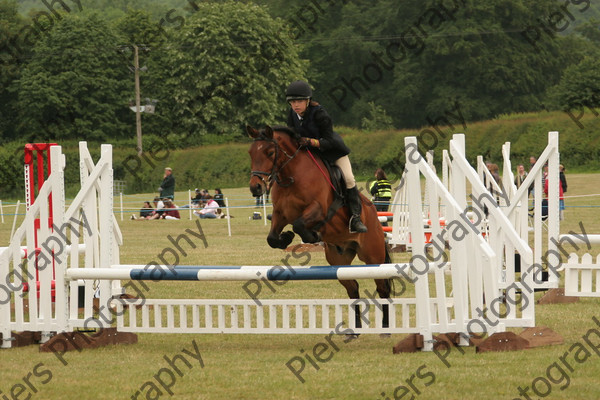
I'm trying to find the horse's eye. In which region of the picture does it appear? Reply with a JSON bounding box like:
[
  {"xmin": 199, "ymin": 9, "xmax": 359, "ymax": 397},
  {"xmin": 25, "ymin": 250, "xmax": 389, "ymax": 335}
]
[{"xmin": 267, "ymin": 151, "xmax": 275, "ymax": 157}]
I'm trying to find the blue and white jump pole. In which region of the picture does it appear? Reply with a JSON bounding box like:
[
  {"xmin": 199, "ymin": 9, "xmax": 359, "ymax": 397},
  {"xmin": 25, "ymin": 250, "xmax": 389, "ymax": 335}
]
[{"xmin": 65, "ymin": 263, "xmax": 411, "ymax": 281}]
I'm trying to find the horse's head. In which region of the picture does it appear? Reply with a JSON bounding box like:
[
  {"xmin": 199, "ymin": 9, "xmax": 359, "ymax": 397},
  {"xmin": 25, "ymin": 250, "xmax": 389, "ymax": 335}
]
[
  {"xmin": 247, "ymin": 125, "xmax": 300, "ymax": 196},
  {"xmin": 247, "ymin": 125, "xmax": 277, "ymax": 197}
]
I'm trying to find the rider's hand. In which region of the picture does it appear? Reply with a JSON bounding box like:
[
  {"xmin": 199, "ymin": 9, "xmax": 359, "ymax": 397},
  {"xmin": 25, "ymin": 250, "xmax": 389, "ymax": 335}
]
[{"xmin": 299, "ymin": 137, "xmax": 320, "ymax": 148}]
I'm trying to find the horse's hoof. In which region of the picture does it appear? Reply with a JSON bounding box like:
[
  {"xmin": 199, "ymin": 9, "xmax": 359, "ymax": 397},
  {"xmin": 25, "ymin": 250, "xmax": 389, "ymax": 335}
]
[
  {"xmin": 267, "ymin": 236, "xmax": 279, "ymax": 249},
  {"xmin": 280, "ymin": 231, "xmax": 295, "ymax": 247},
  {"xmin": 305, "ymin": 231, "xmax": 320, "ymax": 243}
]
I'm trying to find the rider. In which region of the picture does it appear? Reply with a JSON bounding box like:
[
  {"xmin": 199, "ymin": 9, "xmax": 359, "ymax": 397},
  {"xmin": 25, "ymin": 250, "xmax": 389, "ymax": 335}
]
[{"xmin": 285, "ymin": 80, "xmax": 368, "ymax": 233}]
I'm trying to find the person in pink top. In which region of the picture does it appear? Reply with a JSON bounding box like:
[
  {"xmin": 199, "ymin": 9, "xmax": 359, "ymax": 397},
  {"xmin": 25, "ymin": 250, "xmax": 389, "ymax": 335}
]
[{"xmin": 194, "ymin": 195, "xmax": 219, "ymax": 219}]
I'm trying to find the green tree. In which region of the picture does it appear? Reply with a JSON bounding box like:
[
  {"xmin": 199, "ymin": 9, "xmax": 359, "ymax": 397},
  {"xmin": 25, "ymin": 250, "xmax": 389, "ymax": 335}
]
[
  {"xmin": 0, "ymin": 0, "xmax": 29, "ymax": 141},
  {"xmin": 17, "ymin": 12, "xmax": 130, "ymax": 141},
  {"xmin": 257, "ymin": 0, "xmax": 593, "ymax": 129},
  {"xmin": 360, "ymin": 101, "xmax": 393, "ymax": 131},
  {"xmin": 554, "ymin": 56, "xmax": 600, "ymax": 110},
  {"xmin": 574, "ymin": 18, "xmax": 600, "ymax": 45},
  {"xmin": 386, "ymin": 0, "xmax": 581, "ymax": 127},
  {"xmin": 166, "ymin": 1, "xmax": 307, "ymax": 143}
]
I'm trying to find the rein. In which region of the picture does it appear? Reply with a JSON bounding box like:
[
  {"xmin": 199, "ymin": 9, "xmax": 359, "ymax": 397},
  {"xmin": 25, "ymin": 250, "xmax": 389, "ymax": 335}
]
[
  {"xmin": 251, "ymin": 136, "xmax": 302, "ymax": 188},
  {"xmin": 306, "ymin": 149, "xmax": 338, "ymax": 194},
  {"xmin": 250, "ymin": 131, "xmax": 344, "ymax": 232}
]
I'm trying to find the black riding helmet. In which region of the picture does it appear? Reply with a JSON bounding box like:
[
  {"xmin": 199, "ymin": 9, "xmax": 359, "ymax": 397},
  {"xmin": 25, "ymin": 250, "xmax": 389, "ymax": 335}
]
[{"xmin": 286, "ymin": 80, "xmax": 312, "ymax": 101}]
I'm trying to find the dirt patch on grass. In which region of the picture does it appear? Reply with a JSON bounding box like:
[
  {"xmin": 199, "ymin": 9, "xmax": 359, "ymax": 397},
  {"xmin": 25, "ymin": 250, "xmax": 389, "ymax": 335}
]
[{"xmin": 284, "ymin": 243, "xmax": 324, "ymax": 252}]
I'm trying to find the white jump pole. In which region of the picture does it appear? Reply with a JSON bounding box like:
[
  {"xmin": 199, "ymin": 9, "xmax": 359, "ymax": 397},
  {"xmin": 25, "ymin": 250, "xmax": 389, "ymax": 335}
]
[
  {"xmin": 559, "ymin": 234, "xmax": 600, "ymax": 245},
  {"xmin": 66, "ymin": 263, "xmax": 410, "ymax": 281},
  {"xmin": 225, "ymin": 197, "xmax": 231, "ymax": 237},
  {"xmin": 0, "ymin": 244, "xmax": 87, "ymax": 258},
  {"xmin": 10, "ymin": 200, "xmax": 20, "ymax": 240},
  {"xmin": 120, "ymin": 193, "xmax": 123, "ymax": 221},
  {"xmin": 0, "ymin": 200, "xmax": 3, "ymax": 223}
]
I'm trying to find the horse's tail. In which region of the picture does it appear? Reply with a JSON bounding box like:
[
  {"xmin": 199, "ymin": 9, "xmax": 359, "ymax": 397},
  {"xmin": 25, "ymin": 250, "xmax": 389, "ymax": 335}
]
[
  {"xmin": 384, "ymin": 243, "xmax": 394, "ymax": 295},
  {"xmin": 384, "ymin": 243, "xmax": 392, "ymax": 264}
]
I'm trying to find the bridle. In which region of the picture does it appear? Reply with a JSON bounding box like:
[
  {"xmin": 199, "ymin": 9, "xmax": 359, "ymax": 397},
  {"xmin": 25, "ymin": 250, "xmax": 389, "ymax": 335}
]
[{"xmin": 250, "ymin": 135, "xmax": 301, "ymax": 189}]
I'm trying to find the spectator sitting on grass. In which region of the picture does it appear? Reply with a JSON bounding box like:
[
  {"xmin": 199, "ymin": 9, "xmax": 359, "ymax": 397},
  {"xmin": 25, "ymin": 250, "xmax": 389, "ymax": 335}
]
[
  {"xmin": 145, "ymin": 197, "xmax": 165, "ymax": 220},
  {"xmin": 131, "ymin": 201, "xmax": 154, "ymax": 220},
  {"xmin": 214, "ymin": 188, "xmax": 225, "ymax": 207},
  {"xmin": 161, "ymin": 198, "xmax": 181, "ymax": 220},
  {"xmin": 194, "ymin": 195, "xmax": 219, "ymax": 219},
  {"xmin": 191, "ymin": 188, "xmax": 203, "ymax": 205},
  {"xmin": 180, "ymin": 189, "xmax": 203, "ymax": 209}
]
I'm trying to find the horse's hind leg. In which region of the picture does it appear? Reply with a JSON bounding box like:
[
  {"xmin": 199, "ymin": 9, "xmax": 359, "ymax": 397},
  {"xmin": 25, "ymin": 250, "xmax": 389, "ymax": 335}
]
[
  {"xmin": 325, "ymin": 243, "xmax": 363, "ymax": 331},
  {"xmin": 377, "ymin": 246, "xmax": 394, "ymax": 329},
  {"xmin": 358, "ymin": 242, "xmax": 392, "ymax": 330},
  {"xmin": 375, "ymin": 279, "xmax": 392, "ymax": 329}
]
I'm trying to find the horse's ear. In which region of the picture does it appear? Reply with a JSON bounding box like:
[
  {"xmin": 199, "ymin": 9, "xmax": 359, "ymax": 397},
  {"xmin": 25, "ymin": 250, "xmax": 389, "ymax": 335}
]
[
  {"xmin": 246, "ymin": 125, "xmax": 259, "ymax": 139},
  {"xmin": 264, "ymin": 125, "xmax": 273, "ymax": 139}
]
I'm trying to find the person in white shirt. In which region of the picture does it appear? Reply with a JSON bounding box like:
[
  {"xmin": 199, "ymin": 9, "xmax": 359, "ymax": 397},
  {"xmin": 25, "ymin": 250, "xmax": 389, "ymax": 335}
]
[{"xmin": 194, "ymin": 195, "xmax": 219, "ymax": 219}]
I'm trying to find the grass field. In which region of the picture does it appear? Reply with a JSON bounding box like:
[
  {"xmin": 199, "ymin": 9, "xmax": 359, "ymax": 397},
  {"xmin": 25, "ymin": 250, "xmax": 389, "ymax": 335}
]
[{"xmin": 1, "ymin": 174, "xmax": 600, "ymax": 400}]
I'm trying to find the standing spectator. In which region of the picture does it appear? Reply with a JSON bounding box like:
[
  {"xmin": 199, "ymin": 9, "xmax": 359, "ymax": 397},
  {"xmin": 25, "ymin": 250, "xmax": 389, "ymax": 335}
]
[
  {"xmin": 529, "ymin": 156, "xmax": 537, "ymax": 198},
  {"xmin": 541, "ymin": 163, "xmax": 548, "ymax": 193},
  {"xmin": 194, "ymin": 195, "xmax": 219, "ymax": 219},
  {"xmin": 253, "ymin": 190, "xmax": 269, "ymax": 207},
  {"xmin": 544, "ymin": 166, "xmax": 565, "ymax": 220},
  {"xmin": 514, "ymin": 164, "xmax": 528, "ymax": 189},
  {"xmin": 559, "ymin": 164, "xmax": 568, "ymax": 193},
  {"xmin": 529, "ymin": 156, "xmax": 537, "ymax": 171},
  {"xmin": 158, "ymin": 167, "xmax": 175, "ymax": 200},
  {"xmin": 559, "ymin": 165, "xmax": 567, "ymax": 220},
  {"xmin": 484, "ymin": 163, "xmax": 501, "ymax": 216},
  {"xmin": 488, "ymin": 163, "xmax": 501, "ymax": 186},
  {"xmin": 161, "ymin": 199, "xmax": 181, "ymax": 220},
  {"xmin": 369, "ymin": 168, "xmax": 392, "ymax": 212}
]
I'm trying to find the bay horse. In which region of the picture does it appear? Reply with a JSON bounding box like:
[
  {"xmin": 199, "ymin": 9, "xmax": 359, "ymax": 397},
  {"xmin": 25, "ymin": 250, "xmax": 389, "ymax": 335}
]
[{"xmin": 247, "ymin": 125, "xmax": 392, "ymax": 330}]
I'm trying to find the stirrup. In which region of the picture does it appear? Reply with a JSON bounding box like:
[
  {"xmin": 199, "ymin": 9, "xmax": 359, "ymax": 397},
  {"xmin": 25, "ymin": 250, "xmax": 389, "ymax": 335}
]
[{"xmin": 349, "ymin": 215, "xmax": 367, "ymax": 233}]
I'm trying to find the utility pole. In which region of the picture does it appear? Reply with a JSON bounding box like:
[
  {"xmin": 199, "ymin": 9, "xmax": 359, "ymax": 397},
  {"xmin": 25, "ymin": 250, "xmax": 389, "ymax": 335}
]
[{"xmin": 134, "ymin": 45, "xmax": 143, "ymax": 155}]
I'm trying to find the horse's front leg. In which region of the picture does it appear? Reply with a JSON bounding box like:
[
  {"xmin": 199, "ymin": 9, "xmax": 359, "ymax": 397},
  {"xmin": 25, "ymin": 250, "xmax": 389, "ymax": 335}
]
[
  {"xmin": 292, "ymin": 201, "xmax": 324, "ymax": 243},
  {"xmin": 267, "ymin": 210, "xmax": 295, "ymax": 249}
]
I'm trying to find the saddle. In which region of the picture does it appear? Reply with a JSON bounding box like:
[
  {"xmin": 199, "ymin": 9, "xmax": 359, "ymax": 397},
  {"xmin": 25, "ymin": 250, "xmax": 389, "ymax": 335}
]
[
  {"xmin": 323, "ymin": 160, "xmax": 346, "ymax": 193},
  {"xmin": 311, "ymin": 159, "xmax": 346, "ymax": 231}
]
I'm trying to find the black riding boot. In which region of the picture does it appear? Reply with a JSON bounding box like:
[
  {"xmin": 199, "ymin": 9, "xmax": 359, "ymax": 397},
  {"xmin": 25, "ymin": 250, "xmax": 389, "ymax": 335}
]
[{"xmin": 346, "ymin": 187, "xmax": 368, "ymax": 233}]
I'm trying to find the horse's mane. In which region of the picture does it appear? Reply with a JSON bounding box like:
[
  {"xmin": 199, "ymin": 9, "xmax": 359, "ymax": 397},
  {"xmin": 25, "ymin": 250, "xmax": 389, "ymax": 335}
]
[{"xmin": 270, "ymin": 125, "xmax": 301, "ymax": 141}]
